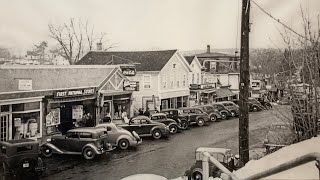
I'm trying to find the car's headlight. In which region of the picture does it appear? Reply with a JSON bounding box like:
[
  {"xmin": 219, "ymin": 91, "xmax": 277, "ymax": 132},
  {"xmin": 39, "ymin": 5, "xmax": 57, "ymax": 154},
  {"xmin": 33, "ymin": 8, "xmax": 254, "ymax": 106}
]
[{"xmin": 46, "ymin": 138, "xmax": 51, "ymax": 143}]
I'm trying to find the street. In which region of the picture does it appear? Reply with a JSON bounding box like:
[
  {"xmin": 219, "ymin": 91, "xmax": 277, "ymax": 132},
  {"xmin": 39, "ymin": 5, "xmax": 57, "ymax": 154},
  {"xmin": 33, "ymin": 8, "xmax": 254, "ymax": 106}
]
[{"xmin": 42, "ymin": 105, "xmax": 291, "ymax": 180}]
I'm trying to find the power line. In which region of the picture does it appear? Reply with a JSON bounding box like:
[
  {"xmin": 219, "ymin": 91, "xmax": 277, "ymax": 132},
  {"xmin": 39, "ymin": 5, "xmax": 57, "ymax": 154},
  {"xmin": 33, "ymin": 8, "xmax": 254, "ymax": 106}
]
[{"xmin": 250, "ymin": 0, "xmax": 307, "ymax": 40}]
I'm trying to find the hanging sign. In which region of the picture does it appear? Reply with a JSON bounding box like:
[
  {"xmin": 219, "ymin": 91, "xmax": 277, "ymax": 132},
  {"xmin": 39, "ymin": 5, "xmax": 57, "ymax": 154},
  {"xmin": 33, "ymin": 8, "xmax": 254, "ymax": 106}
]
[
  {"xmin": 123, "ymin": 80, "xmax": 139, "ymax": 91},
  {"xmin": 72, "ymin": 105, "xmax": 83, "ymax": 119},
  {"xmin": 54, "ymin": 88, "xmax": 95, "ymax": 98}
]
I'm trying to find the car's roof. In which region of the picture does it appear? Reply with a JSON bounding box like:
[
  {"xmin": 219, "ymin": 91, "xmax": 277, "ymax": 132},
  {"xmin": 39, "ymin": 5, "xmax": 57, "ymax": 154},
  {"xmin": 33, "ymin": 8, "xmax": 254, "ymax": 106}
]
[
  {"xmin": 132, "ymin": 115, "xmax": 150, "ymax": 120},
  {"xmin": 161, "ymin": 108, "xmax": 178, "ymax": 111},
  {"xmin": 96, "ymin": 122, "xmax": 117, "ymax": 128},
  {"xmin": 68, "ymin": 127, "xmax": 106, "ymax": 133},
  {"xmin": 151, "ymin": 113, "xmax": 166, "ymax": 116}
]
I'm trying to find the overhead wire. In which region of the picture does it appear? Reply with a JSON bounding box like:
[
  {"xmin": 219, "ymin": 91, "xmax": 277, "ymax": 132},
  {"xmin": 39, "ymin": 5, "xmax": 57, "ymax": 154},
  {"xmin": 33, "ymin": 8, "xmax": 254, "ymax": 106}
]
[{"xmin": 250, "ymin": 0, "xmax": 307, "ymax": 40}]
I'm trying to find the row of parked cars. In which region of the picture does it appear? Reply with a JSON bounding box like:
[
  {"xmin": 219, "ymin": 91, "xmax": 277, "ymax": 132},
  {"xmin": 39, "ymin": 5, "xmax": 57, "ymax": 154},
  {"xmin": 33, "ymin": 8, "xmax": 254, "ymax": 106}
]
[{"xmin": 0, "ymin": 99, "xmax": 270, "ymax": 177}]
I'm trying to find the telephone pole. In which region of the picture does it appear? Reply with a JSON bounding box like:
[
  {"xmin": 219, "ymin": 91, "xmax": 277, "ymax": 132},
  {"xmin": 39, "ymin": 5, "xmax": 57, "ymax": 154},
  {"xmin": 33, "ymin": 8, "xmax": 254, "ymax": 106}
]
[{"xmin": 239, "ymin": 0, "xmax": 250, "ymax": 167}]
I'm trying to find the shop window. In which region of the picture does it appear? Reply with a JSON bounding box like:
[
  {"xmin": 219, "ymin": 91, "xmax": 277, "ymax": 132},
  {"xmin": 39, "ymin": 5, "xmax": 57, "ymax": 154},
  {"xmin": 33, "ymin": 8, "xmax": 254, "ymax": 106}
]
[
  {"xmin": 113, "ymin": 99, "xmax": 130, "ymax": 120},
  {"xmin": 0, "ymin": 105, "xmax": 9, "ymax": 113},
  {"xmin": 12, "ymin": 102, "xmax": 40, "ymax": 112},
  {"xmin": 12, "ymin": 111, "xmax": 41, "ymax": 139},
  {"xmin": 143, "ymin": 75, "xmax": 151, "ymax": 89}
]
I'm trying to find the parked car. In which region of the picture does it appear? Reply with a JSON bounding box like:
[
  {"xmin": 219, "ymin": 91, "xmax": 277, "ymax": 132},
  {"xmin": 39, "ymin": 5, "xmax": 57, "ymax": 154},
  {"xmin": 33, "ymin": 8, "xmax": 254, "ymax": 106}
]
[
  {"xmin": 178, "ymin": 107, "xmax": 210, "ymax": 126},
  {"xmin": 216, "ymin": 101, "xmax": 240, "ymax": 117},
  {"xmin": 118, "ymin": 115, "xmax": 170, "ymax": 139},
  {"xmin": 248, "ymin": 98, "xmax": 264, "ymax": 112},
  {"xmin": 150, "ymin": 113, "xmax": 181, "ymax": 133},
  {"xmin": 255, "ymin": 97, "xmax": 272, "ymax": 109},
  {"xmin": 41, "ymin": 127, "xmax": 114, "ymax": 160},
  {"xmin": 263, "ymin": 122, "xmax": 297, "ymax": 154},
  {"xmin": 160, "ymin": 109, "xmax": 190, "ymax": 130},
  {"xmin": 194, "ymin": 105, "xmax": 222, "ymax": 122},
  {"xmin": 210, "ymin": 103, "xmax": 232, "ymax": 120},
  {"xmin": 184, "ymin": 147, "xmax": 240, "ymax": 180},
  {"xmin": 0, "ymin": 139, "xmax": 45, "ymax": 178},
  {"xmin": 95, "ymin": 123, "xmax": 142, "ymax": 150}
]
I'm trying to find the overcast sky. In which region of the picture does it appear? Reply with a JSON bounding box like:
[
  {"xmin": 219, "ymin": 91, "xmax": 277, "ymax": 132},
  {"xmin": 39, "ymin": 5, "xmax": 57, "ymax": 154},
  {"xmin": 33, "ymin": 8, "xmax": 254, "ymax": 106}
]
[{"xmin": 0, "ymin": 0, "xmax": 319, "ymax": 54}]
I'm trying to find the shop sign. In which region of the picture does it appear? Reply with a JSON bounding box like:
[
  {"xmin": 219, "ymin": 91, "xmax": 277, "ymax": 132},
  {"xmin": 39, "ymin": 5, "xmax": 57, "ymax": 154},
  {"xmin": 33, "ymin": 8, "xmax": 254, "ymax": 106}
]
[
  {"xmin": 123, "ymin": 80, "xmax": 139, "ymax": 91},
  {"xmin": 18, "ymin": 79, "xmax": 32, "ymax": 90},
  {"xmin": 200, "ymin": 83, "xmax": 215, "ymax": 89},
  {"xmin": 121, "ymin": 67, "xmax": 136, "ymax": 76},
  {"xmin": 190, "ymin": 92, "xmax": 197, "ymax": 100},
  {"xmin": 54, "ymin": 88, "xmax": 95, "ymax": 98}
]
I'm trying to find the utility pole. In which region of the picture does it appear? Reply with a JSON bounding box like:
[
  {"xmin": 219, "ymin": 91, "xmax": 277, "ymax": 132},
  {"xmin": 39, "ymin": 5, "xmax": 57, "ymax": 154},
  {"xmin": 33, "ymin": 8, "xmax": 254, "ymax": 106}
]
[{"xmin": 239, "ymin": 0, "xmax": 250, "ymax": 167}]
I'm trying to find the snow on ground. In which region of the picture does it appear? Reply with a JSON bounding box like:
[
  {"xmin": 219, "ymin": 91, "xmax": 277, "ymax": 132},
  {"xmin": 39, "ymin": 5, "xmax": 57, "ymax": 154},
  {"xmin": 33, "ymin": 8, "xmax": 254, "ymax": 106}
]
[{"xmin": 234, "ymin": 136, "xmax": 320, "ymax": 179}]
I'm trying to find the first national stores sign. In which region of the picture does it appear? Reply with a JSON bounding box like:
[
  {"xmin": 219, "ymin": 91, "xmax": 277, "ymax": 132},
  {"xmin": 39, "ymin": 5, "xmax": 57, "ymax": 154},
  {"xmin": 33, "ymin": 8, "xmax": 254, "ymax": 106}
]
[{"xmin": 54, "ymin": 88, "xmax": 96, "ymax": 98}]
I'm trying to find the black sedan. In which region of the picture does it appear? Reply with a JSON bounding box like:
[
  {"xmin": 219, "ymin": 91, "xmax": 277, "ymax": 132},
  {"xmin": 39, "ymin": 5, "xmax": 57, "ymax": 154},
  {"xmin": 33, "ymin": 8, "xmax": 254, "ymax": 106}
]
[
  {"xmin": 150, "ymin": 113, "xmax": 181, "ymax": 133},
  {"xmin": 118, "ymin": 116, "xmax": 170, "ymax": 139}
]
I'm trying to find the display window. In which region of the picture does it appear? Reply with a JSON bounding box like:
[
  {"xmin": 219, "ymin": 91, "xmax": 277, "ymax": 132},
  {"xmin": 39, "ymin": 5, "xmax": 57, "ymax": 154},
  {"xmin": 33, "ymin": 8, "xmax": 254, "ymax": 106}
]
[{"xmin": 113, "ymin": 99, "xmax": 130, "ymax": 120}]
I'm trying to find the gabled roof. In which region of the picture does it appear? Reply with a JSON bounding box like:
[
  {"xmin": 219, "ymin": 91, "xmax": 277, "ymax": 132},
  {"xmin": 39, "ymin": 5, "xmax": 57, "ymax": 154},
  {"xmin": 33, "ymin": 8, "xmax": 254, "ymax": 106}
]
[
  {"xmin": 184, "ymin": 56, "xmax": 195, "ymax": 65},
  {"xmin": 77, "ymin": 50, "xmax": 178, "ymax": 71},
  {"xmin": 0, "ymin": 65, "xmax": 118, "ymax": 93}
]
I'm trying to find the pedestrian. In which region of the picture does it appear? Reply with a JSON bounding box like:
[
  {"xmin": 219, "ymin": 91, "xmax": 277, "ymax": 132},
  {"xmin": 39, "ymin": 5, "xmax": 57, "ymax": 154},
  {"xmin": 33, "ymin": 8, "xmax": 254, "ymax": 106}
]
[
  {"xmin": 143, "ymin": 108, "xmax": 150, "ymax": 117},
  {"xmin": 138, "ymin": 108, "xmax": 144, "ymax": 115}
]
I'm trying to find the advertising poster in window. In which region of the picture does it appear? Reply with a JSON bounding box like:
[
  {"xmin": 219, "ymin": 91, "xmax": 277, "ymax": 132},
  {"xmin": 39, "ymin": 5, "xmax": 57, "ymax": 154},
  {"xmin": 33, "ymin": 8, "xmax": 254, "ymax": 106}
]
[
  {"xmin": 46, "ymin": 108, "xmax": 61, "ymax": 126},
  {"xmin": 72, "ymin": 105, "xmax": 83, "ymax": 119}
]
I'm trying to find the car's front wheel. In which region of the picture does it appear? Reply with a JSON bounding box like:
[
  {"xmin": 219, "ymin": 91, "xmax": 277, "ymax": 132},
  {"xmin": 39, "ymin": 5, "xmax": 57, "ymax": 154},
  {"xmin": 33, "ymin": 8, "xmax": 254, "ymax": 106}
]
[
  {"xmin": 118, "ymin": 138, "xmax": 130, "ymax": 150},
  {"xmin": 253, "ymin": 106, "xmax": 259, "ymax": 112},
  {"xmin": 210, "ymin": 115, "xmax": 217, "ymax": 122},
  {"xmin": 180, "ymin": 120, "xmax": 189, "ymax": 130},
  {"xmin": 83, "ymin": 147, "xmax": 96, "ymax": 160},
  {"xmin": 196, "ymin": 118, "xmax": 205, "ymax": 126},
  {"xmin": 169, "ymin": 124, "xmax": 178, "ymax": 134},
  {"xmin": 221, "ymin": 112, "xmax": 227, "ymax": 120},
  {"xmin": 152, "ymin": 129, "xmax": 162, "ymax": 139},
  {"xmin": 41, "ymin": 146, "xmax": 53, "ymax": 158}
]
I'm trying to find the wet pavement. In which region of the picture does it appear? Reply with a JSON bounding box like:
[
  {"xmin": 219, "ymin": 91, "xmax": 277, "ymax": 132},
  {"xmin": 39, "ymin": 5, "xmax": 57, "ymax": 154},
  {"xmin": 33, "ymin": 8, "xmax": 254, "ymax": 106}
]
[{"xmin": 40, "ymin": 105, "xmax": 291, "ymax": 180}]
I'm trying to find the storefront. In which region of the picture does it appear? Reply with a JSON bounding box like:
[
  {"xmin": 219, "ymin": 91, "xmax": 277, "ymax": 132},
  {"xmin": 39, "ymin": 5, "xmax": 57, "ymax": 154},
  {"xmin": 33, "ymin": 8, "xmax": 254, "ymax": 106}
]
[
  {"xmin": 189, "ymin": 83, "xmax": 217, "ymax": 106},
  {"xmin": 45, "ymin": 87, "xmax": 97, "ymax": 135},
  {"xmin": 100, "ymin": 91, "xmax": 132, "ymax": 123},
  {"xmin": 214, "ymin": 88, "xmax": 237, "ymax": 102},
  {"xmin": 0, "ymin": 97, "xmax": 43, "ymax": 141},
  {"xmin": 160, "ymin": 96, "xmax": 188, "ymax": 110}
]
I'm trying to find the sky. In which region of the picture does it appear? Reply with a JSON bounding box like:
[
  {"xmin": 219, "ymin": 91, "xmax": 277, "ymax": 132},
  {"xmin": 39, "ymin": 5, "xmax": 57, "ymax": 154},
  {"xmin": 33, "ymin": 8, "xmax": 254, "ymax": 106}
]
[{"xmin": 0, "ymin": 0, "xmax": 320, "ymax": 55}]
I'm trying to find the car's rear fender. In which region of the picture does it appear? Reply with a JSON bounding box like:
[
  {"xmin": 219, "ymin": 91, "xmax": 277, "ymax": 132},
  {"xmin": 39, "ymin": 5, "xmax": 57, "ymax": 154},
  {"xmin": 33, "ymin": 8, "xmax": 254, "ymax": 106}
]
[
  {"xmin": 42, "ymin": 143, "xmax": 64, "ymax": 154},
  {"xmin": 196, "ymin": 115, "xmax": 209, "ymax": 122},
  {"xmin": 150, "ymin": 125, "xmax": 167, "ymax": 135},
  {"xmin": 82, "ymin": 143, "xmax": 103, "ymax": 155},
  {"xmin": 116, "ymin": 134, "xmax": 134, "ymax": 145},
  {"xmin": 209, "ymin": 112, "xmax": 221, "ymax": 119}
]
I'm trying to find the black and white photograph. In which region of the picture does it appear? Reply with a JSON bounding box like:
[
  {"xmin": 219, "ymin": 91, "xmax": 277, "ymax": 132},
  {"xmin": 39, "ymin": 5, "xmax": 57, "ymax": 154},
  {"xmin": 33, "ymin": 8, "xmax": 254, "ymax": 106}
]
[{"xmin": 1, "ymin": 0, "xmax": 320, "ymax": 179}]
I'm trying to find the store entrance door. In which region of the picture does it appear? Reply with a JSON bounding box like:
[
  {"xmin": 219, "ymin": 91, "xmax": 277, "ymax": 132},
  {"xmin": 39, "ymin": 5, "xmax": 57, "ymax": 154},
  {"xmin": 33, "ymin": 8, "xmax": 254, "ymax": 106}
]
[{"xmin": 0, "ymin": 114, "xmax": 9, "ymax": 141}]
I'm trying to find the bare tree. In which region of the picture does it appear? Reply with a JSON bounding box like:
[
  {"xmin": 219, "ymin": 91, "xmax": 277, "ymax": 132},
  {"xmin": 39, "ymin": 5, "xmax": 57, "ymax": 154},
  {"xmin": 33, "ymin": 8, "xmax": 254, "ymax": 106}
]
[{"xmin": 48, "ymin": 18, "xmax": 115, "ymax": 64}]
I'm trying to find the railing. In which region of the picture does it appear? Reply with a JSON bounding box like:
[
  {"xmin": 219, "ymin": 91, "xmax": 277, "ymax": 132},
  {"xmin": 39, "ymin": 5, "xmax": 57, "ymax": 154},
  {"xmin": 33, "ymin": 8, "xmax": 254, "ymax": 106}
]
[{"xmin": 201, "ymin": 151, "xmax": 320, "ymax": 180}]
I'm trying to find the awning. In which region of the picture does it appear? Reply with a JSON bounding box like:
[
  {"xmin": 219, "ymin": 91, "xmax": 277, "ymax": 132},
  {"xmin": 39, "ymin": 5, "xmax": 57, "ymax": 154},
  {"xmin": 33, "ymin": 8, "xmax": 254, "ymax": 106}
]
[
  {"xmin": 215, "ymin": 88, "xmax": 235, "ymax": 98},
  {"xmin": 48, "ymin": 95, "xmax": 96, "ymax": 104},
  {"xmin": 202, "ymin": 89, "xmax": 216, "ymax": 94},
  {"xmin": 100, "ymin": 90, "xmax": 133, "ymax": 96}
]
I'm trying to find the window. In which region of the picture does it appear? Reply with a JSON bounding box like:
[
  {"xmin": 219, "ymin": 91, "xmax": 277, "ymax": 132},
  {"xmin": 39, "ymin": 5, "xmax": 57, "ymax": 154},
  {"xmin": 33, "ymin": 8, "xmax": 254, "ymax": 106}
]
[
  {"xmin": 141, "ymin": 119, "xmax": 148, "ymax": 124},
  {"xmin": 192, "ymin": 74, "xmax": 195, "ymax": 84},
  {"xmin": 197, "ymin": 73, "xmax": 200, "ymax": 84},
  {"xmin": 162, "ymin": 75, "xmax": 167, "ymax": 89},
  {"xmin": 0, "ymin": 105, "xmax": 9, "ymax": 112},
  {"xmin": 17, "ymin": 145, "xmax": 32, "ymax": 152},
  {"xmin": 143, "ymin": 75, "xmax": 151, "ymax": 89},
  {"xmin": 173, "ymin": 64, "xmax": 176, "ymax": 68},
  {"xmin": 183, "ymin": 75, "xmax": 186, "ymax": 87},
  {"xmin": 67, "ymin": 132, "xmax": 78, "ymax": 138},
  {"xmin": 177, "ymin": 74, "xmax": 180, "ymax": 88},
  {"xmin": 79, "ymin": 132, "xmax": 92, "ymax": 138},
  {"xmin": 132, "ymin": 119, "xmax": 141, "ymax": 124}
]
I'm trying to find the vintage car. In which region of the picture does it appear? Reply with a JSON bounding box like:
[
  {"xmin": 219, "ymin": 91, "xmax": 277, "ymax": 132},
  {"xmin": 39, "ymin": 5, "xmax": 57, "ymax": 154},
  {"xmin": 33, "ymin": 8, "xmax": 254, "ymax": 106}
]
[
  {"xmin": 0, "ymin": 139, "xmax": 45, "ymax": 178},
  {"xmin": 255, "ymin": 97, "xmax": 272, "ymax": 109},
  {"xmin": 95, "ymin": 123, "xmax": 142, "ymax": 150},
  {"xmin": 160, "ymin": 109, "xmax": 190, "ymax": 130},
  {"xmin": 41, "ymin": 127, "xmax": 114, "ymax": 160},
  {"xmin": 215, "ymin": 101, "xmax": 240, "ymax": 117},
  {"xmin": 118, "ymin": 116, "xmax": 170, "ymax": 139},
  {"xmin": 185, "ymin": 147, "xmax": 240, "ymax": 180},
  {"xmin": 263, "ymin": 122, "xmax": 297, "ymax": 154},
  {"xmin": 150, "ymin": 113, "xmax": 182, "ymax": 133},
  {"xmin": 210, "ymin": 103, "xmax": 233, "ymax": 119},
  {"xmin": 248, "ymin": 98, "xmax": 264, "ymax": 112},
  {"xmin": 178, "ymin": 107, "xmax": 210, "ymax": 126},
  {"xmin": 194, "ymin": 105, "xmax": 223, "ymax": 122}
]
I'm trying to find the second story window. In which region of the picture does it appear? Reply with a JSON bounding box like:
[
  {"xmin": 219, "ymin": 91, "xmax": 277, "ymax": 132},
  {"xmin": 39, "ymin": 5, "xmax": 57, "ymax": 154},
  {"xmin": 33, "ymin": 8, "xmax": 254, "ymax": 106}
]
[
  {"xmin": 173, "ymin": 64, "xmax": 176, "ymax": 68},
  {"xmin": 183, "ymin": 75, "xmax": 186, "ymax": 87},
  {"xmin": 143, "ymin": 75, "xmax": 151, "ymax": 89},
  {"xmin": 197, "ymin": 73, "xmax": 200, "ymax": 84},
  {"xmin": 192, "ymin": 74, "xmax": 195, "ymax": 84}
]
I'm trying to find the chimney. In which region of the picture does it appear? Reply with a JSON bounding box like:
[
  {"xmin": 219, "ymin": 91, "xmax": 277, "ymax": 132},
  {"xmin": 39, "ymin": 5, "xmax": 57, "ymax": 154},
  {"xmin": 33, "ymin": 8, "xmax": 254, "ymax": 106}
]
[
  {"xmin": 96, "ymin": 42, "xmax": 102, "ymax": 51},
  {"xmin": 207, "ymin": 45, "xmax": 210, "ymax": 53}
]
